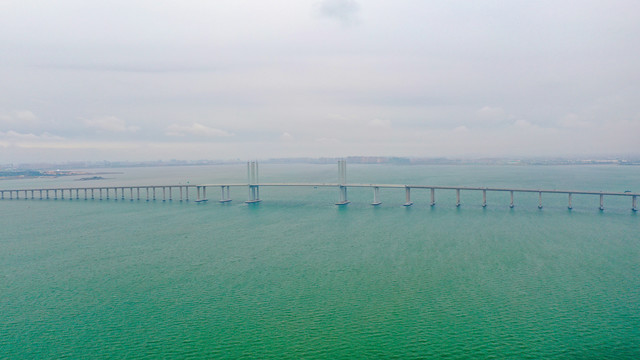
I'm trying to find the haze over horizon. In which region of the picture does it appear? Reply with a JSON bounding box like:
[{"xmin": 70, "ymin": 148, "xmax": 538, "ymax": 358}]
[{"xmin": 1, "ymin": 0, "xmax": 639, "ymax": 163}]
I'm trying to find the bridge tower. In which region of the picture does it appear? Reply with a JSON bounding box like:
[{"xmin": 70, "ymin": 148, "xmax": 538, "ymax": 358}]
[
  {"xmin": 335, "ymin": 159, "xmax": 350, "ymax": 205},
  {"xmin": 246, "ymin": 161, "xmax": 261, "ymax": 203}
]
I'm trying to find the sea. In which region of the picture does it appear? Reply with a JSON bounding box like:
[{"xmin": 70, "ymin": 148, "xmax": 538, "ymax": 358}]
[{"xmin": 1, "ymin": 164, "xmax": 638, "ymax": 359}]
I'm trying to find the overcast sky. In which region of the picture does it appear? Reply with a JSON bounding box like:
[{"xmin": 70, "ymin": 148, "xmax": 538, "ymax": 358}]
[{"xmin": 1, "ymin": 0, "xmax": 639, "ymax": 162}]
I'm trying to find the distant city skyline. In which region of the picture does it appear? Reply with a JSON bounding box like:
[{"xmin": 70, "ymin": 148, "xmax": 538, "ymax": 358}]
[{"xmin": 1, "ymin": 0, "xmax": 639, "ymax": 162}]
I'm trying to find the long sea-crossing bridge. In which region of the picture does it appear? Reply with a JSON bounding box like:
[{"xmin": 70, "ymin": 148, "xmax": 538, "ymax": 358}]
[{"xmin": 0, "ymin": 160, "xmax": 638, "ymax": 212}]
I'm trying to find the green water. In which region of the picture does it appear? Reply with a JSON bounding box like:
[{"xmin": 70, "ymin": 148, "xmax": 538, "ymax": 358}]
[{"xmin": 1, "ymin": 165, "xmax": 639, "ymax": 358}]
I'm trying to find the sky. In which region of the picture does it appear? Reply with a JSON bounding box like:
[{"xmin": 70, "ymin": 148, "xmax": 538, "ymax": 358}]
[{"xmin": 1, "ymin": 0, "xmax": 639, "ymax": 163}]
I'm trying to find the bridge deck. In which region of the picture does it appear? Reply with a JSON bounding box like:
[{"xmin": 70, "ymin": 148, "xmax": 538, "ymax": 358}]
[{"xmin": 1, "ymin": 183, "xmax": 638, "ymax": 197}]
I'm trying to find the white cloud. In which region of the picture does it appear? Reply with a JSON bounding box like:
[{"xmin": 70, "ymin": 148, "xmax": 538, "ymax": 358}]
[
  {"xmin": 368, "ymin": 118, "xmax": 391, "ymax": 128},
  {"xmin": 0, "ymin": 110, "xmax": 40, "ymax": 127},
  {"xmin": 559, "ymin": 113, "xmax": 592, "ymax": 128},
  {"xmin": 84, "ymin": 116, "xmax": 139, "ymax": 132},
  {"xmin": 280, "ymin": 132, "xmax": 293, "ymax": 141},
  {"xmin": 165, "ymin": 123, "xmax": 233, "ymax": 138},
  {"xmin": 316, "ymin": 137, "xmax": 339, "ymax": 144},
  {"xmin": 477, "ymin": 106, "xmax": 507, "ymax": 120},
  {"xmin": 0, "ymin": 130, "xmax": 64, "ymax": 142},
  {"xmin": 513, "ymin": 119, "xmax": 533, "ymax": 128}
]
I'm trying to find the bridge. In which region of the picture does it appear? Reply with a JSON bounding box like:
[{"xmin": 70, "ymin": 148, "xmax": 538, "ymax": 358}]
[{"xmin": 0, "ymin": 160, "xmax": 638, "ymax": 212}]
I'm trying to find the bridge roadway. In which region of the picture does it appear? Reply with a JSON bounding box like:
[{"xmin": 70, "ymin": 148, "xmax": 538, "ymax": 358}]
[{"xmin": 1, "ymin": 182, "xmax": 637, "ymax": 211}]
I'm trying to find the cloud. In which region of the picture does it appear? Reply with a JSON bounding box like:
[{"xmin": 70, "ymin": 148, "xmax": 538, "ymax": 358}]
[
  {"xmin": 0, "ymin": 130, "xmax": 64, "ymax": 142},
  {"xmin": 0, "ymin": 110, "xmax": 40, "ymax": 127},
  {"xmin": 476, "ymin": 106, "xmax": 507, "ymax": 120},
  {"xmin": 559, "ymin": 113, "xmax": 592, "ymax": 128},
  {"xmin": 84, "ymin": 116, "xmax": 139, "ymax": 132},
  {"xmin": 453, "ymin": 125, "xmax": 469, "ymax": 133},
  {"xmin": 316, "ymin": 0, "xmax": 360, "ymax": 25},
  {"xmin": 165, "ymin": 123, "xmax": 233, "ymax": 138},
  {"xmin": 368, "ymin": 118, "xmax": 391, "ymax": 128},
  {"xmin": 316, "ymin": 137, "xmax": 339, "ymax": 144},
  {"xmin": 280, "ymin": 132, "xmax": 294, "ymax": 141}
]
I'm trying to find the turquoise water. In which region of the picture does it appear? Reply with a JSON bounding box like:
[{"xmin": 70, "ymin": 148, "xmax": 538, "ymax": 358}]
[{"xmin": 1, "ymin": 165, "xmax": 639, "ymax": 358}]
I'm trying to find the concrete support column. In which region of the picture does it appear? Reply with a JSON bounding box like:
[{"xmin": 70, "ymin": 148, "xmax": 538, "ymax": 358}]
[
  {"xmin": 246, "ymin": 161, "xmax": 261, "ymax": 203},
  {"xmin": 220, "ymin": 186, "xmax": 232, "ymax": 203},
  {"xmin": 599, "ymin": 194, "xmax": 604, "ymax": 211},
  {"xmin": 632, "ymin": 195, "xmax": 637, "ymax": 211},
  {"xmin": 430, "ymin": 188, "xmax": 435, "ymax": 206},
  {"xmin": 152, "ymin": 187, "xmax": 156, "ymax": 201},
  {"xmin": 482, "ymin": 190, "xmax": 487, "ymax": 208},
  {"xmin": 568, "ymin": 193, "xmax": 573, "ymax": 210},
  {"xmin": 456, "ymin": 189, "xmax": 461, "ymax": 207},
  {"xmin": 403, "ymin": 187, "xmax": 413, "ymax": 206},
  {"xmin": 130, "ymin": 187, "xmax": 133, "ymax": 201},
  {"xmin": 162, "ymin": 187, "xmax": 166, "ymax": 202},
  {"xmin": 180, "ymin": 186, "xmax": 183, "ymax": 201},
  {"xmin": 40, "ymin": 190, "xmax": 43, "ymax": 200},
  {"xmin": 185, "ymin": 186, "xmax": 189, "ymax": 201},
  {"xmin": 510, "ymin": 191, "xmax": 514, "ymax": 208},
  {"xmin": 84, "ymin": 189, "xmax": 88, "ymax": 200},
  {"xmin": 372, "ymin": 187, "xmax": 381, "ymax": 206},
  {"xmin": 335, "ymin": 160, "xmax": 349, "ymax": 205},
  {"xmin": 538, "ymin": 192, "xmax": 543, "ymax": 209},
  {"xmin": 196, "ymin": 186, "xmax": 201, "ymax": 202},
  {"xmin": 146, "ymin": 187, "xmax": 150, "ymax": 201}
]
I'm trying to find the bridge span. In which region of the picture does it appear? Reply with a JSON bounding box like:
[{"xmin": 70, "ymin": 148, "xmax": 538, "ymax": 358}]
[{"xmin": 0, "ymin": 161, "xmax": 638, "ymax": 212}]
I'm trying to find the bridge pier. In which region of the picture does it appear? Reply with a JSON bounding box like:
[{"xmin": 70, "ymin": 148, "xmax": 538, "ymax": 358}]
[
  {"xmin": 371, "ymin": 186, "xmax": 381, "ymax": 206},
  {"xmin": 220, "ymin": 186, "xmax": 232, "ymax": 203},
  {"xmin": 633, "ymin": 195, "xmax": 637, "ymax": 211},
  {"xmin": 599, "ymin": 194, "xmax": 604, "ymax": 211},
  {"xmin": 152, "ymin": 187, "xmax": 156, "ymax": 201},
  {"xmin": 430, "ymin": 188, "xmax": 435, "ymax": 206},
  {"xmin": 195, "ymin": 186, "xmax": 208, "ymax": 202},
  {"xmin": 246, "ymin": 161, "xmax": 262, "ymax": 204},
  {"xmin": 185, "ymin": 186, "xmax": 189, "ymax": 201},
  {"xmin": 510, "ymin": 191, "xmax": 514, "ymax": 208},
  {"xmin": 482, "ymin": 190, "xmax": 487, "ymax": 207},
  {"xmin": 403, "ymin": 187, "xmax": 413, "ymax": 206},
  {"xmin": 456, "ymin": 189, "xmax": 461, "ymax": 207},
  {"xmin": 335, "ymin": 160, "xmax": 349, "ymax": 205},
  {"xmin": 538, "ymin": 192, "xmax": 543, "ymax": 209},
  {"xmin": 568, "ymin": 193, "xmax": 572, "ymax": 210},
  {"xmin": 162, "ymin": 187, "xmax": 166, "ymax": 202}
]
